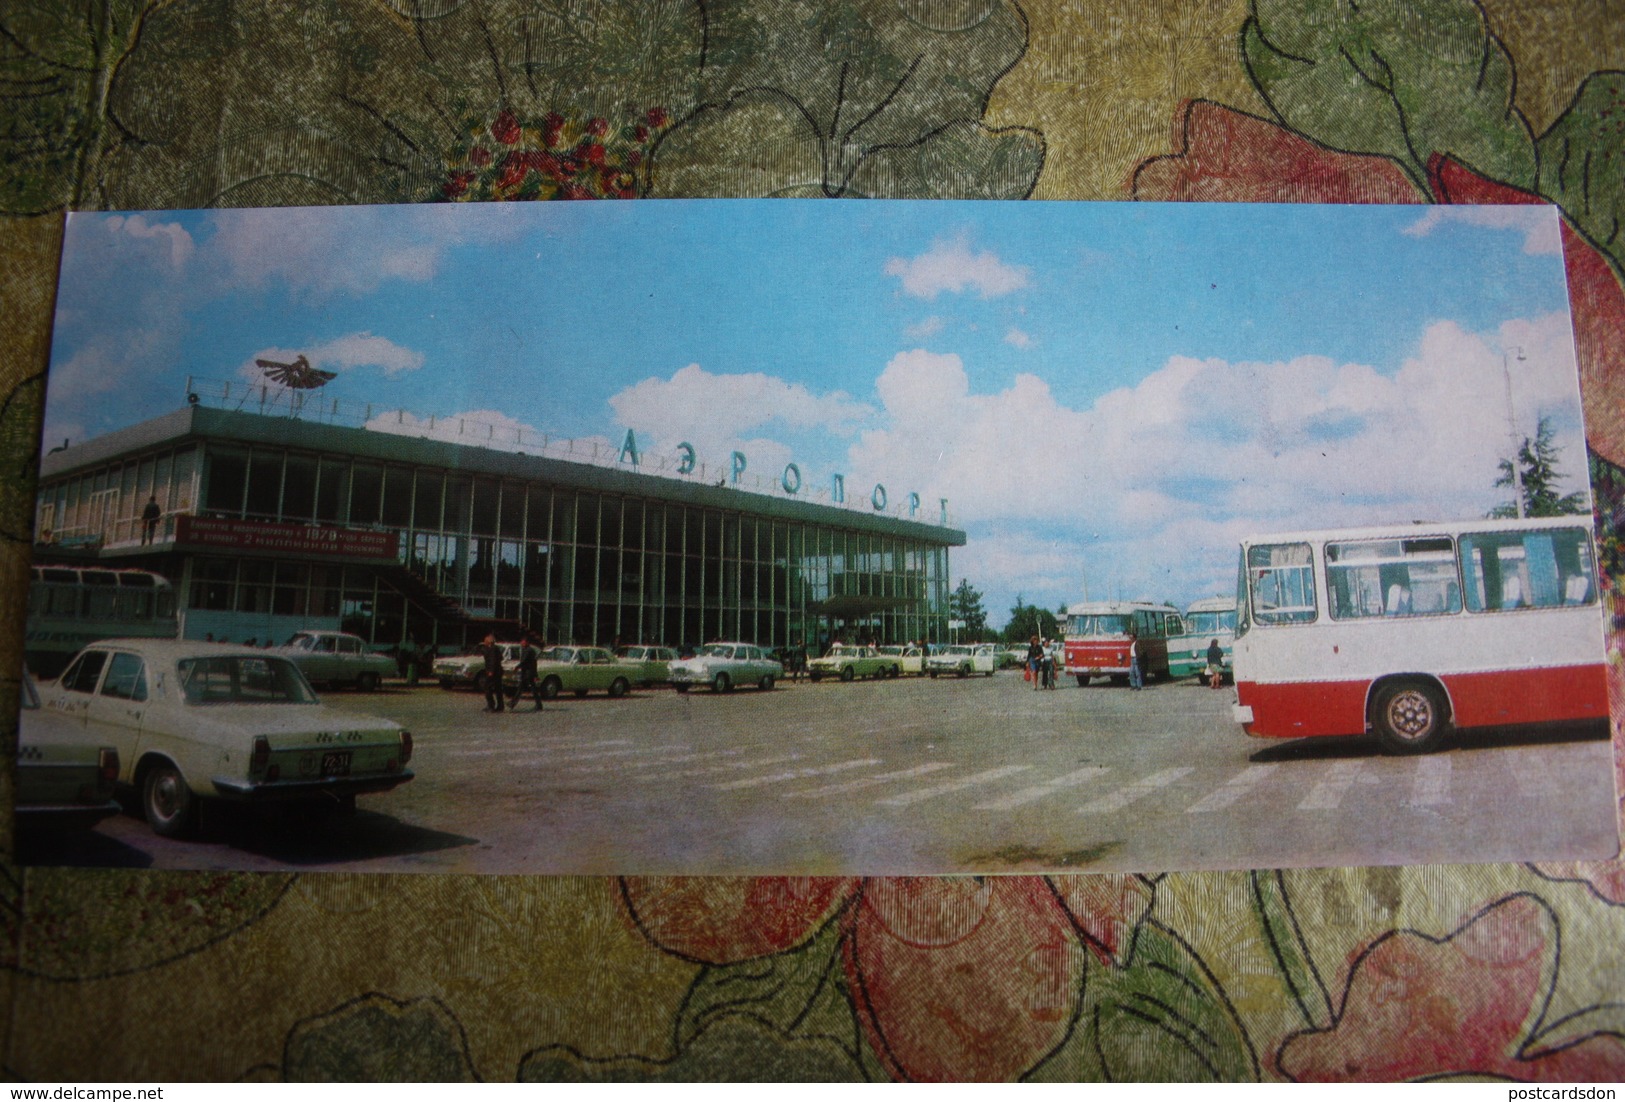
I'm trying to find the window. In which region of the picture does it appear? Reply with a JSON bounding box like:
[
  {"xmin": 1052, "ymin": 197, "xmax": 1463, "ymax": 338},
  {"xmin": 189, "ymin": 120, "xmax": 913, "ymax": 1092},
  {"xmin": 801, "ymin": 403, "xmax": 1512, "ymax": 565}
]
[
  {"xmin": 1325, "ymin": 537, "xmax": 1461, "ymax": 619},
  {"xmin": 100, "ymin": 653, "xmax": 147, "ymax": 701},
  {"xmin": 1247, "ymin": 543, "xmax": 1316, "ymax": 624},
  {"xmin": 1460, "ymin": 527, "xmax": 1598, "ymax": 612},
  {"xmin": 61, "ymin": 650, "xmax": 109, "ymax": 694}
]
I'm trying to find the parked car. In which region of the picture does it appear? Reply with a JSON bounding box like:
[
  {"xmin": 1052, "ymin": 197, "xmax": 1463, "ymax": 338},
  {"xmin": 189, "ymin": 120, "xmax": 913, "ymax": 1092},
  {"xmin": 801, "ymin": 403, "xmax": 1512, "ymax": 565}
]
[
  {"xmin": 809, "ymin": 644, "xmax": 900, "ymax": 682},
  {"xmin": 535, "ymin": 646, "xmax": 642, "ymax": 698},
  {"xmin": 276, "ymin": 630, "xmax": 395, "ymax": 691},
  {"xmin": 876, "ymin": 644, "xmax": 926, "ymax": 676},
  {"xmin": 615, "ymin": 645, "xmax": 679, "ymax": 686},
  {"xmin": 434, "ymin": 642, "xmax": 522, "ymax": 689},
  {"xmin": 926, "ymin": 643, "xmax": 999, "ymax": 677},
  {"xmin": 16, "ymin": 668, "xmax": 121, "ymax": 833},
  {"xmin": 669, "ymin": 643, "xmax": 784, "ymax": 693},
  {"xmin": 38, "ymin": 640, "xmax": 413, "ymax": 837}
]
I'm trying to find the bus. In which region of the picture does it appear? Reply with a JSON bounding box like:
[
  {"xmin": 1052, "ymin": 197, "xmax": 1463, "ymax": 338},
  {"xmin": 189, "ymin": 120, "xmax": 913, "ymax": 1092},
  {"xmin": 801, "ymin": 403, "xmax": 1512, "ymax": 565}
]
[
  {"xmin": 1232, "ymin": 516, "xmax": 1609, "ymax": 754},
  {"xmin": 1168, "ymin": 596, "xmax": 1238, "ymax": 682},
  {"xmin": 25, "ymin": 566, "xmax": 179, "ymax": 678},
  {"xmin": 1062, "ymin": 600, "xmax": 1182, "ymax": 686}
]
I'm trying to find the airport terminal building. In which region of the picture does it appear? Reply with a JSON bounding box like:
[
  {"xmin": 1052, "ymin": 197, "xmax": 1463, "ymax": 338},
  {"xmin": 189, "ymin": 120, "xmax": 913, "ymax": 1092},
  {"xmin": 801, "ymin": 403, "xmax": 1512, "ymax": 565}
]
[{"xmin": 32, "ymin": 402, "xmax": 966, "ymax": 655}]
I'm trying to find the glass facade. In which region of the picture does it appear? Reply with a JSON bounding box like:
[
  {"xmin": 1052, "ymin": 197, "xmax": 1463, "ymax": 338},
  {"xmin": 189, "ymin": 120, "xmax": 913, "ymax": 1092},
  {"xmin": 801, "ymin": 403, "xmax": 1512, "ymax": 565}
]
[{"xmin": 36, "ymin": 415, "xmax": 959, "ymax": 652}]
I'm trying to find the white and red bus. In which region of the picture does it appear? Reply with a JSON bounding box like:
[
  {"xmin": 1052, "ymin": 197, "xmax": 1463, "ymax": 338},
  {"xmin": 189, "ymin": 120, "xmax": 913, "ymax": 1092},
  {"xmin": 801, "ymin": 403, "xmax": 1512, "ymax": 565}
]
[
  {"xmin": 1062, "ymin": 600, "xmax": 1182, "ymax": 686},
  {"xmin": 1231, "ymin": 516, "xmax": 1609, "ymax": 753}
]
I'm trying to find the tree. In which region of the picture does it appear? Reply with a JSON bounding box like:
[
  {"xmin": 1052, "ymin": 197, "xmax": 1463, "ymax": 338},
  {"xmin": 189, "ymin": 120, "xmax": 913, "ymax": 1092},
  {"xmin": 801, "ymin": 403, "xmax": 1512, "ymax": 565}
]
[
  {"xmin": 949, "ymin": 579, "xmax": 989, "ymax": 640},
  {"xmin": 1004, "ymin": 595, "xmax": 1059, "ymax": 643},
  {"xmin": 1491, "ymin": 415, "xmax": 1589, "ymax": 518}
]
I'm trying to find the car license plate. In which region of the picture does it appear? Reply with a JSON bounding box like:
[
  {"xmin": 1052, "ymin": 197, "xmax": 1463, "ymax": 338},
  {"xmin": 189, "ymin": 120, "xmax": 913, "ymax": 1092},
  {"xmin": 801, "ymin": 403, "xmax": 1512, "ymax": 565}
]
[{"xmin": 320, "ymin": 751, "xmax": 352, "ymax": 776}]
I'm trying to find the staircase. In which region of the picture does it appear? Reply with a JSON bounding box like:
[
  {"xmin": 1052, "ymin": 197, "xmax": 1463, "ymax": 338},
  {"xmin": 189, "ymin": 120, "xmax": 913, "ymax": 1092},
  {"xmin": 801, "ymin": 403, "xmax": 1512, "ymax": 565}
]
[{"xmin": 377, "ymin": 564, "xmax": 525, "ymax": 643}]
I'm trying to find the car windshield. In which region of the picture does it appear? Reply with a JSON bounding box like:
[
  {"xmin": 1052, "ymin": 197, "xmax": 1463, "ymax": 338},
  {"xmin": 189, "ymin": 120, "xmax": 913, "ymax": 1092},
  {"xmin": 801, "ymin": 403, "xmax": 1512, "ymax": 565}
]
[
  {"xmin": 177, "ymin": 655, "xmax": 319, "ymax": 705},
  {"xmin": 697, "ymin": 645, "xmax": 734, "ymax": 658}
]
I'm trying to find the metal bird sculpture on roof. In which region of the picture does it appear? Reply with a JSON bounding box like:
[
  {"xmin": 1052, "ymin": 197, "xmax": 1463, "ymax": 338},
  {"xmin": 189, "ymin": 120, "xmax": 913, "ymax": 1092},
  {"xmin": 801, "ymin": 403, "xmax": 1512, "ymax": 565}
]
[{"xmin": 255, "ymin": 354, "xmax": 336, "ymax": 389}]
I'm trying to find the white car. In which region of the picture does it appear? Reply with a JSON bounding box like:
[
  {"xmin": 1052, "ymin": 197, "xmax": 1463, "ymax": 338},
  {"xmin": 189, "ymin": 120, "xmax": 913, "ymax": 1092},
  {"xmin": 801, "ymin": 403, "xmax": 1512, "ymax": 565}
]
[
  {"xmin": 926, "ymin": 643, "xmax": 998, "ymax": 678},
  {"xmin": 808, "ymin": 644, "xmax": 900, "ymax": 682},
  {"xmin": 875, "ymin": 644, "xmax": 926, "ymax": 676},
  {"xmin": 616, "ymin": 645, "xmax": 679, "ymax": 686},
  {"xmin": 434, "ymin": 642, "xmax": 522, "ymax": 689},
  {"xmin": 276, "ymin": 630, "xmax": 395, "ymax": 691},
  {"xmin": 17, "ymin": 669, "xmax": 121, "ymax": 833},
  {"xmin": 669, "ymin": 643, "xmax": 783, "ymax": 693},
  {"xmin": 40, "ymin": 639, "xmax": 414, "ymax": 837}
]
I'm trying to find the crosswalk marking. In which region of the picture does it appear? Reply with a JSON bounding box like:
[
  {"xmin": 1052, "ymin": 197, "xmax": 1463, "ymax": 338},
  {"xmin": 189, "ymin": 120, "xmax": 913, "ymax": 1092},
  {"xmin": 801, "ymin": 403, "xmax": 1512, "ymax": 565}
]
[
  {"xmin": 785, "ymin": 762, "xmax": 957, "ymax": 798},
  {"xmin": 876, "ymin": 765, "xmax": 1032, "ymax": 807},
  {"xmin": 1186, "ymin": 765, "xmax": 1277, "ymax": 813},
  {"xmin": 662, "ymin": 754, "xmax": 805, "ymax": 780},
  {"xmin": 546, "ymin": 744, "xmax": 693, "ymax": 764},
  {"xmin": 711, "ymin": 759, "xmax": 883, "ymax": 791},
  {"xmin": 1298, "ymin": 760, "xmax": 1364, "ymax": 811},
  {"xmin": 1077, "ymin": 768, "xmax": 1193, "ymax": 814},
  {"xmin": 569, "ymin": 749, "xmax": 744, "ymax": 775},
  {"xmin": 1409, "ymin": 755, "xmax": 1452, "ymax": 806},
  {"xmin": 974, "ymin": 766, "xmax": 1110, "ymax": 811},
  {"xmin": 447, "ymin": 739, "xmax": 632, "ymax": 757}
]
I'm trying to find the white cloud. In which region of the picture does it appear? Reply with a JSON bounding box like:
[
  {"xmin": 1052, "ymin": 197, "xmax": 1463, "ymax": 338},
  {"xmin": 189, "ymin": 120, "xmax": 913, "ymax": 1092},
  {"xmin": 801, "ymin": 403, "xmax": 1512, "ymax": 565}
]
[
  {"xmin": 905, "ymin": 315, "xmax": 946, "ymax": 339},
  {"xmin": 884, "ymin": 238, "xmax": 1030, "ymax": 299},
  {"xmin": 236, "ymin": 333, "xmax": 426, "ymax": 385},
  {"xmin": 1004, "ymin": 327, "xmax": 1033, "ymax": 349},
  {"xmin": 849, "ymin": 314, "xmax": 1589, "ymax": 621},
  {"xmin": 202, "ymin": 205, "xmax": 518, "ymax": 297},
  {"xmin": 107, "ymin": 214, "xmax": 195, "ymax": 267},
  {"xmin": 608, "ymin": 363, "xmax": 874, "ymax": 474},
  {"xmin": 1403, "ymin": 205, "xmax": 1563, "ymax": 255}
]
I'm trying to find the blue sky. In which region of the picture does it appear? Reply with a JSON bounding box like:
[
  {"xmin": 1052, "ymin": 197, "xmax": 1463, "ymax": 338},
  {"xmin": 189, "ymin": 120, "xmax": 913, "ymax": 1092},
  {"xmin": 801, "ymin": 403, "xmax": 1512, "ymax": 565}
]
[{"xmin": 47, "ymin": 199, "xmax": 1588, "ymax": 626}]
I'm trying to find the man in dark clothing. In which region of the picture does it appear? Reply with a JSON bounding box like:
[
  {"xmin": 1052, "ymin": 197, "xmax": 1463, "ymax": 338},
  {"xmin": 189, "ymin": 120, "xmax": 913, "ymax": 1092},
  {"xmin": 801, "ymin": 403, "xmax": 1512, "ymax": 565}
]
[
  {"xmin": 479, "ymin": 634, "xmax": 506, "ymax": 713},
  {"xmin": 509, "ymin": 633, "xmax": 543, "ymax": 711},
  {"xmin": 141, "ymin": 495, "xmax": 161, "ymax": 544}
]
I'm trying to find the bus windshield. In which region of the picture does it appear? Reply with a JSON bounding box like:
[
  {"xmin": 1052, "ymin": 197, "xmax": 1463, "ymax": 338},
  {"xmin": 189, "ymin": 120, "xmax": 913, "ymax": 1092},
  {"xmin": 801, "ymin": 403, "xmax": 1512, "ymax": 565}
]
[
  {"xmin": 1185, "ymin": 610, "xmax": 1236, "ymax": 635},
  {"xmin": 1069, "ymin": 614, "xmax": 1132, "ymax": 635}
]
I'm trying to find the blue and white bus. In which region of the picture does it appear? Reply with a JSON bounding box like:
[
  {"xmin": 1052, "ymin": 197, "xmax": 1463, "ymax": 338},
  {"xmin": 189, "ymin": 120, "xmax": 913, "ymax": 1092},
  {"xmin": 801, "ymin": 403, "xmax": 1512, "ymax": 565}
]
[{"xmin": 1167, "ymin": 596, "xmax": 1237, "ymax": 682}]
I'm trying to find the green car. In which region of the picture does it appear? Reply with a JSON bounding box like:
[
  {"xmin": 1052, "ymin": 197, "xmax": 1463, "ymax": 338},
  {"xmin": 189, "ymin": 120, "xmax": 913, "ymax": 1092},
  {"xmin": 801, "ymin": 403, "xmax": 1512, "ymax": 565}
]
[
  {"xmin": 535, "ymin": 646, "xmax": 642, "ymax": 699},
  {"xmin": 808, "ymin": 644, "xmax": 901, "ymax": 682}
]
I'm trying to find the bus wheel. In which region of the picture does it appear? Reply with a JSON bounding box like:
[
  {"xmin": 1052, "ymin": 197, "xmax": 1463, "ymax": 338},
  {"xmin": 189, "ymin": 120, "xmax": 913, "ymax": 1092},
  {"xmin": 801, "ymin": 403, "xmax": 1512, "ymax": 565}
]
[
  {"xmin": 1075, "ymin": 674, "xmax": 1090, "ymax": 687},
  {"xmin": 1373, "ymin": 681, "xmax": 1449, "ymax": 754}
]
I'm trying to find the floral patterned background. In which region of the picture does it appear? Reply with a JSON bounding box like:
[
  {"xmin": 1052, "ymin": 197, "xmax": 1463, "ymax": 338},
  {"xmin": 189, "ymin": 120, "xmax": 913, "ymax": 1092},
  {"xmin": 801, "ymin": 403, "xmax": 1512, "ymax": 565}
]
[{"xmin": 2, "ymin": 0, "xmax": 1624, "ymax": 1082}]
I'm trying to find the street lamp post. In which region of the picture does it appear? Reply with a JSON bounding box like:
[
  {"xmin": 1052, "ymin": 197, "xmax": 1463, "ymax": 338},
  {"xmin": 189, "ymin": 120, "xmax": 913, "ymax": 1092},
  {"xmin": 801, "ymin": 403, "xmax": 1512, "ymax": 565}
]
[{"xmin": 1504, "ymin": 347, "xmax": 1527, "ymax": 519}]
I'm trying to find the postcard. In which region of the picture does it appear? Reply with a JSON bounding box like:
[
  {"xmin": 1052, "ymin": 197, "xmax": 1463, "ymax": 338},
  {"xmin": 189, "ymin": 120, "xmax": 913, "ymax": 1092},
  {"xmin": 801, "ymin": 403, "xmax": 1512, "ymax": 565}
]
[{"xmin": 17, "ymin": 199, "xmax": 1618, "ymax": 874}]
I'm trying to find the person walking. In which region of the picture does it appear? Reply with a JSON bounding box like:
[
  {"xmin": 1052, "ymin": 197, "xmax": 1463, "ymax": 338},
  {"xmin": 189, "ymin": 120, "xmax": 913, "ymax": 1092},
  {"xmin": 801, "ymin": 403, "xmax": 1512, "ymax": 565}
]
[
  {"xmin": 1026, "ymin": 634, "xmax": 1044, "ymax": 690},
  {"xmin": 1128, "ymin": 629, "xmax": 1143, "ymax": 691},
  {"xmin": 1206, "ymin": 638, "xmax": 1225, "ymax": 690},
  {"xmin": 479, "ymin": 634, "xmax": 506, "ymax": 713},
  {"xmin": 509, "ymin": 633, "xmax": 543, "ymax": 711}
]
